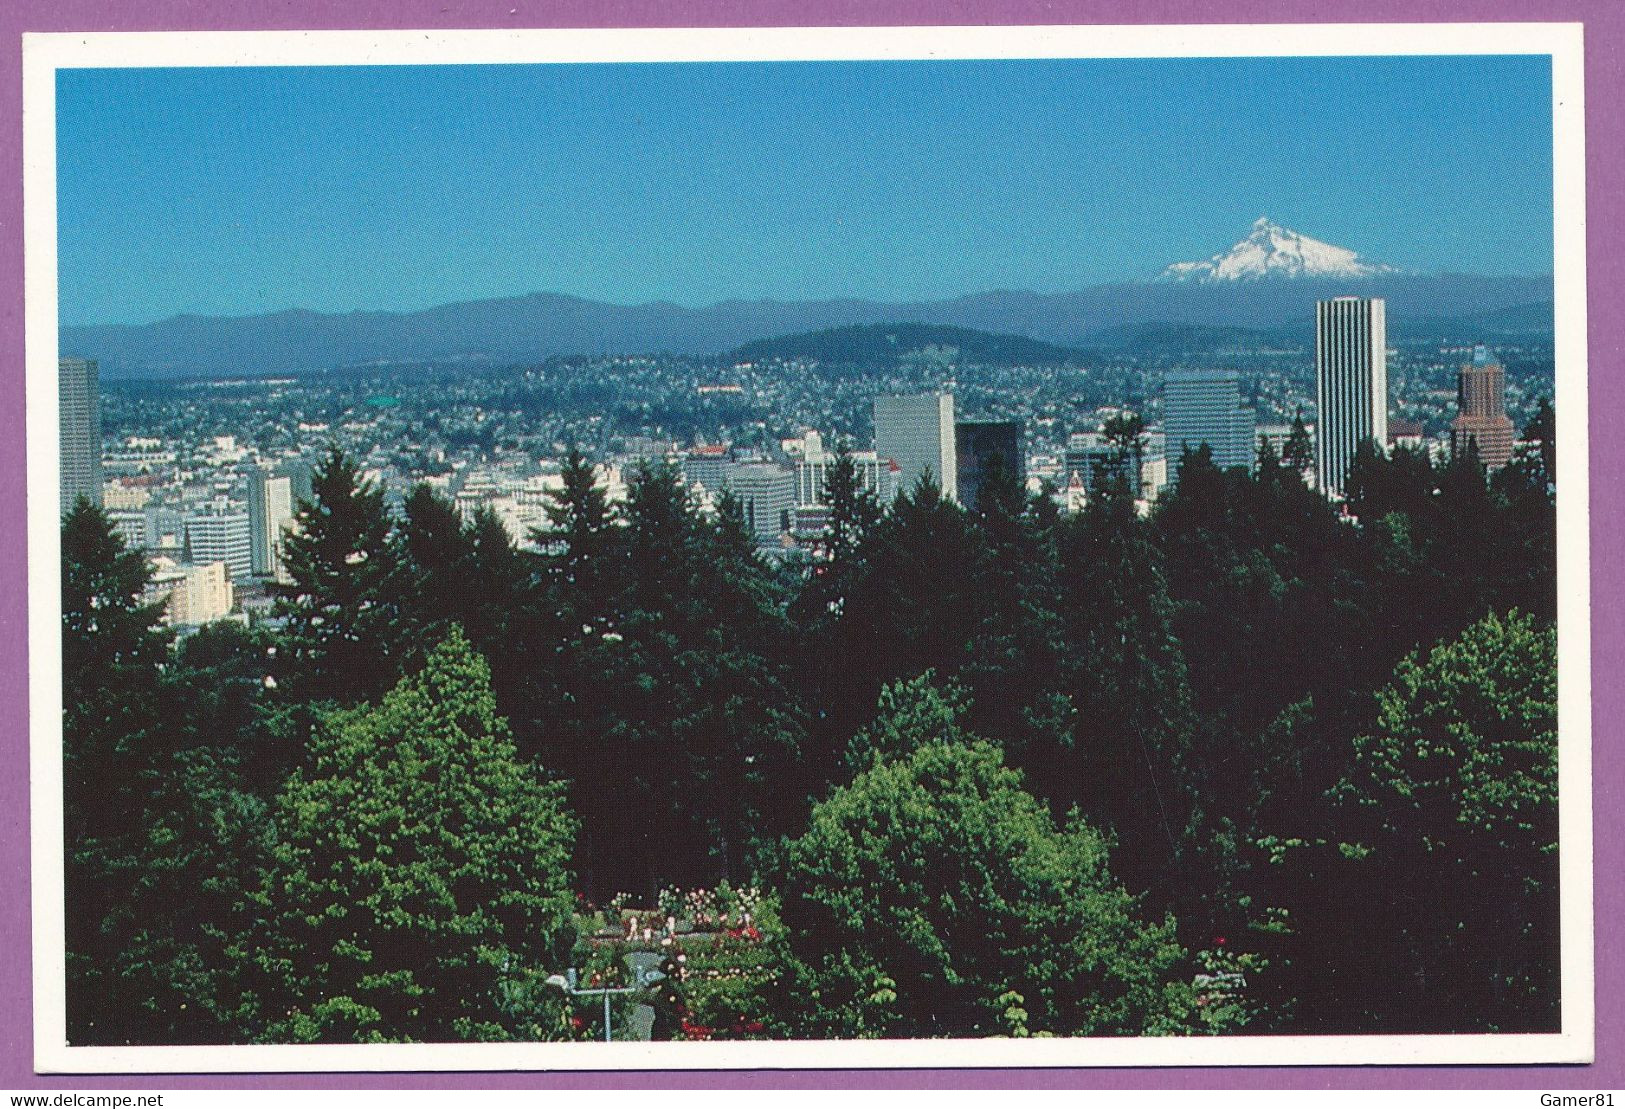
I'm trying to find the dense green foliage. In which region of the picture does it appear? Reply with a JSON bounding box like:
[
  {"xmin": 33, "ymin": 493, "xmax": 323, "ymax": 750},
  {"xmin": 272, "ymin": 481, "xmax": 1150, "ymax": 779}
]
[
  {"xmin": 780, "ymin": 686, "xmax": 1205, "ymax": 1038},
  {"xmin": 233, "ymin": 628, "xmax": 579, "ymax": 1043},
  {"xmin": 60, "ymin": 412, "xmax": 1560, "ymax": 1042},
  {"xmin": 1255, "ymin": 610, "xmax": 1559, "ymax": 1032},
  {"xmin": 272, "ymin": 447, "xmax": 412, "ymax": 705},
  {"xmin": 62, "ymin": 501, "xmax": 269, "ymax": 1045}
]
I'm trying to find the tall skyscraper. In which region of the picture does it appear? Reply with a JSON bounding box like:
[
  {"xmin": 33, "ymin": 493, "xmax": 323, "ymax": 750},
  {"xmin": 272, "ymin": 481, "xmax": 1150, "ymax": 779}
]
[
  {"xmin": 59, "ymin": 357, "xmax": 102, "ymax": 515},
  {"xmin": 1450, "ymin": 344, "xmax": 1516, "ymax": 470},
  {"xmin": 1162, "ymin": 370, "xmax": 1256, "ymax": 485},
  {"xmin": 1315, "ymin": 296, "xmax": 1388, "ymax": 497},
  {"xmin": 246, "ymin": 468, "xmax": 297, "ymax": 579},
  {"xmin": 874, "ymin": 392, "xmax": 957, "ymax": 503},
  {"xmin": 954, "ymin": 420, "xmax": 1024, "ymax": 512}
]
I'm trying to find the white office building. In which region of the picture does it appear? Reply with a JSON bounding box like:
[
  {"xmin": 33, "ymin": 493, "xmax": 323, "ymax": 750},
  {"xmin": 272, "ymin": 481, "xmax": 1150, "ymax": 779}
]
[
  {"xmin": 107, "ymin": 509, "xmax": 147, "ymax": 551},
  {"xmin": 723, "ymin": 462, "xmax": 796, "ymax": 549},
  {"xmin": 59, "ymin": 357, "xmax": 101, "ymax": 515},
  {"xmin": 873, "ymin": 392, "xmax": 957, "ymax": 503},
  {"xmin": 185, "ymin": 500, "xmax": 254, "ymax": 581},
  {"xmin": 145, "ymin": 558, "xmax": 234, "ymax": 627}
]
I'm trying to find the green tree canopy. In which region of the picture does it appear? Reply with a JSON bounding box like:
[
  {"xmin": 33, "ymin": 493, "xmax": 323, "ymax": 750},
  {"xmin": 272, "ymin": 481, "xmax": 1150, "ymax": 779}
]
[
  {"xmin": 780, "ymin": 701, "xmax": 1202, "ymax": 1038},
  {"xmin": 841, "ymin": 671, "xmax": 973, "ymax": 773},
  {"xmin": 1049, "ymin": 489, "xmax": 1198, "ymax": 900},
  {"xmin": 1258, "ymin": 610, "xmax": 1559, "ymax": 1032},
  {"xmin": 571, "ymin": 460, "xmax": 805, "ymax": 896},
  {"xmin": 62, "ymin": 497, "xmax": 171, "ymax": 837},
  {"xmin": 237, "ymin": 627, "xmax": 579, "ymax": 1043},
  {"xmin": 398, "ymin": 483, "xmax": 476, "ymax": 638},
  {"xmin": 62, "ymin": 499, "xmax": 173, "ymax": 1042},
  {"xmin": 1339, "ymin": 607, "xmax": 1558, "ymax": 887},
  {"xmin": 819, "ymin": 443, "xmax": 881, "ymax": 567}
]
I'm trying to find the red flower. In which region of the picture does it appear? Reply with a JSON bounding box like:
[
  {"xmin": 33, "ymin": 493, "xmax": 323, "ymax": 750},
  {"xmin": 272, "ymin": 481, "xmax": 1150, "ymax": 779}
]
[
  {"xmin": 570, "ymin": 1016, "xmax": 585, "ymax": 1030},
  {"xmin": 1212, "ymin": 936, "xmax": 1227, "ymax": 947}
]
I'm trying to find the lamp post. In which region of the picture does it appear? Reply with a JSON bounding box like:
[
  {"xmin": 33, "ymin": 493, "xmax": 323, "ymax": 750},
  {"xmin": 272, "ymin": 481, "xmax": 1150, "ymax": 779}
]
[{"xmin": 546, "ymin": 960, "xmax": 667, "ymax": 1043}]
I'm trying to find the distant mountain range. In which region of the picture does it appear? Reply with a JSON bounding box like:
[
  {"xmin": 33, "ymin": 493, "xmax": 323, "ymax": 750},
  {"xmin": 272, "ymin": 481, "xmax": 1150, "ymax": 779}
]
[
  {"xmin": 1088, "ymin": 300, "xmax": 1559, "ymax": 354},
  {"xmin": 61, "ymin": 220, "xmax": 1554, "ymax": 379}
]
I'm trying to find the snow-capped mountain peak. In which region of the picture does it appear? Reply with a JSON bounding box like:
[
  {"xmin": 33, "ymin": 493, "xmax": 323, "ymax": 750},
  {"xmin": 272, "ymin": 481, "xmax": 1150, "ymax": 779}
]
[{"xmin": 1158, "ymin": 218, "xmax": 1406, "ymax": 283}]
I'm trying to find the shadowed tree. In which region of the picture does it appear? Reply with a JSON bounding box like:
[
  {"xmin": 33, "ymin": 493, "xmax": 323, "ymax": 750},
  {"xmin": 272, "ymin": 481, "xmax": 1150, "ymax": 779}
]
[
  {"xmin": 271, "ymin": 448, "xmax": 410, "ymax": 706},
  {"xmin": 398, "ymin": 482, "xmax": 475, "ymax": 644},
  {"xmin": 1256, "ymin": 611, "xmax": 1558, "ymax": 1033},
  {"xmin": 1282, "ymin": 410, "xmax": 1314, "ymax": 474},
  {"xmin": 63, "ymin": 504, "xmax": 269, "ymax": 1046},
  {"xmin": 1049, "ymin": 486, "xmax": 1198, "ymax": 905},
  {"xmin": 820, "ymin": 443, "xmax": 882, "ymax": 567},
  {"xmin": 62, "ymin": 499, "xmax": 172, "ymax": 1043}
]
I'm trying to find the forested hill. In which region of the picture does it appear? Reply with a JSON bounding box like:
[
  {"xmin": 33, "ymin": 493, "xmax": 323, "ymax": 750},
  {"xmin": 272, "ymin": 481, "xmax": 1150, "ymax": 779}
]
[{"xmin": 727, "ymin": 323, "xmax": 1093, "ymax": 367}]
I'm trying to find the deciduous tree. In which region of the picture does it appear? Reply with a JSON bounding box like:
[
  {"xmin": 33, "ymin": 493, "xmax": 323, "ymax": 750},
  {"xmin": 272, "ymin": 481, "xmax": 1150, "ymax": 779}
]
[{"xmin": 780, "ymin": 693, "xmax": 1206, "ymax": 1038}]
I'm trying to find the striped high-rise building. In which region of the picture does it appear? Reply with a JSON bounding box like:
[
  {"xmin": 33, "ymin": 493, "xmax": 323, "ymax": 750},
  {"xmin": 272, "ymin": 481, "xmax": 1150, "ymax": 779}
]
[
  {"xmin": 59, "ymin": 357, "xmax": 102, "ymax": 515},
  {"xmin": 722, "ymin": 461, "xmax": 796, "ymax": 550},
  {"xmin": 185, "ymin": 500, "xmax": 254, "ymax": 581},
  {"xmin": 1162, "ymin": 370, "xmax": 1255, "ymax": 485},
  {"xmin": 1315, "ymin": 297, "xmax": 1388, "ymax": 497}
]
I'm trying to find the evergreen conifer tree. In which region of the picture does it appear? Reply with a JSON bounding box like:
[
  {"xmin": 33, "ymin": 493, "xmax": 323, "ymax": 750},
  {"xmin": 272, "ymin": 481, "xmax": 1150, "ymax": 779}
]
[
  {"xmin": 61, "ymin": 499, "xmax": 172, "ymax": 1042},
  {"xmin": 271, "ymin": 448, "xmax": 409, "ymax": 705}
]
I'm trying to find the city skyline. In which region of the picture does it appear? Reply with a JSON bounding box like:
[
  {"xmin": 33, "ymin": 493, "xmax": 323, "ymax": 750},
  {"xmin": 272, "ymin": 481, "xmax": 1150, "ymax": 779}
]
[{"xmin": 57, "ymin": 55, "xmax": 1554, "ymax": 327}]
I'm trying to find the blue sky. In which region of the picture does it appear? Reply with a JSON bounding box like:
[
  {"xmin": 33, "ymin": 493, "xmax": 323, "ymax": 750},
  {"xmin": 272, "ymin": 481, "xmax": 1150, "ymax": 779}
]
[{"xmin": 56, "ymin": 55, "xmax": 1553, "ymax": 326}]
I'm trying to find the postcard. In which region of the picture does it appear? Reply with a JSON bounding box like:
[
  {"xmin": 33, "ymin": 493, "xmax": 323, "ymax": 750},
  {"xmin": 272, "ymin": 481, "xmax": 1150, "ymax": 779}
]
[{"xmin": 23, "ymin": 21, "xmax": 1591, "ymax": 1073}]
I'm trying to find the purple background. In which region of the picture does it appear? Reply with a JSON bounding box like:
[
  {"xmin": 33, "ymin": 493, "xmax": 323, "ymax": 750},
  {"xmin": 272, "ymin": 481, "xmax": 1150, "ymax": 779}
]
[{"xmin": 2, "ymin": 0, "xmax": 1618, "ymax": 1091}]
